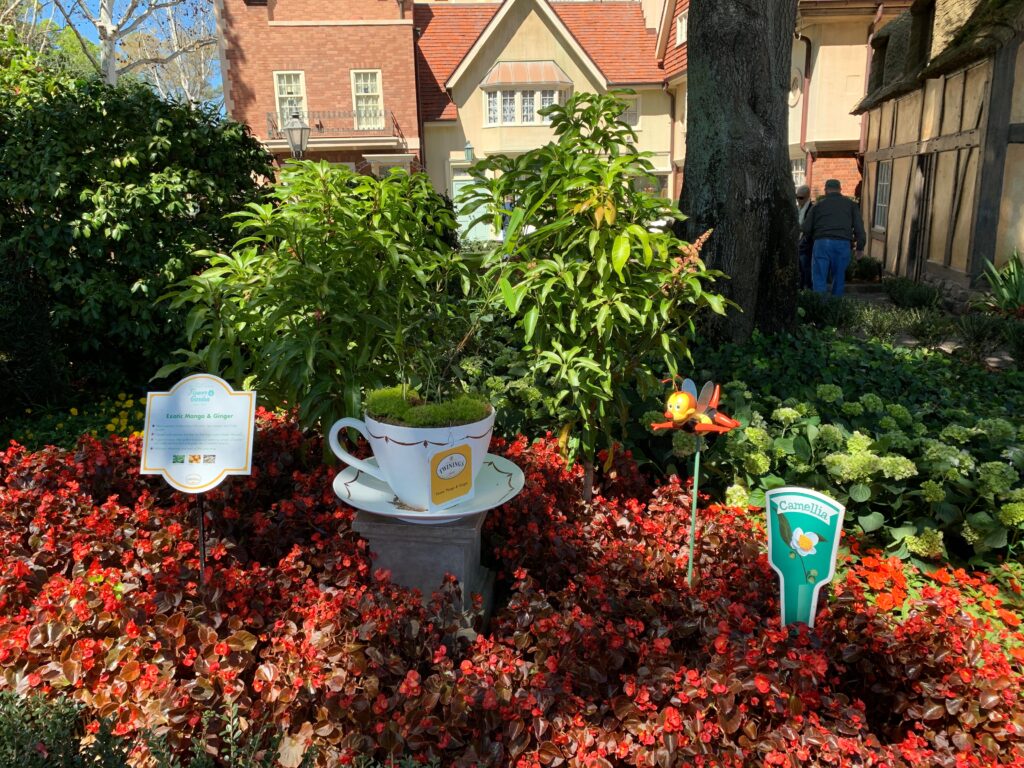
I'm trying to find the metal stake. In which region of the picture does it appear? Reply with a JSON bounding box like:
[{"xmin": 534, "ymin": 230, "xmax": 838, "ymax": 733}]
[
  {"xmin": 196, "ymin": 494, "xmax": 207, "ymax": 587},
  {"xmin": 686, "ymin": 436, "xmax": 703, "ymax": 588}
]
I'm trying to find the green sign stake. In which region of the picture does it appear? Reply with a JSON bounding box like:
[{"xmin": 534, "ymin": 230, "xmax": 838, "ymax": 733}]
[{"xmin": 766, "ymin": 487, "xmax": 845, "ymax": 628}]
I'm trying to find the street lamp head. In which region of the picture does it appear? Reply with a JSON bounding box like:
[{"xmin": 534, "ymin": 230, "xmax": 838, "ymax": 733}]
[{"xmin": 284, "ymin": 113, "xmax": 310, "ymax": 158}]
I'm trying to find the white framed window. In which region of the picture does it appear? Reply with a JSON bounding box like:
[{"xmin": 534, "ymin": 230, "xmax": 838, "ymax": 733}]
[
  {"xmin": 540, "ymin": 89, "xmax": 557, "ymax": 122},
  {"xmin": 676, "ymin": 11, "xmax": 688, "ymax": 46},
  {"xmin": 482, "ymin": 88, "xmax": 566, "ymax": 126},
  {"xmin": 501, "ymin": 90, "xmax": 516, "ymax": 123},
  {"xmin": 521, "ymin": 90, "xmax": 536, "ymax": 123},
  {"xmin": 351, "ymin": 69, "xmax": 384, "ymax": 130},
  {"xmin": 274, "ymin": 71, "xmax": 306, "ymax": 122},
  {"xmin": 791, "ymin": 158, "xmax": 806, "ymax": 187},
  {"xmin": 873, "ymin": 160, "xmax": 892, "ymax": 230},
  {"xmin": 620, "ymin": 97, "xmax": 639, "ymax": 128},
  {"xmin": 486, "ymin": 91, "xmax": 499, "ymax": 125}
]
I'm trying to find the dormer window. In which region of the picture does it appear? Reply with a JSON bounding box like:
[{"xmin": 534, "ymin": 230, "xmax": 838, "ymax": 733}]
[
  {"xmin": 481, "ymin": 61, "xmax": 571, "ymax": 126},
  {"xmin": 676, "ymin": 11, "xmax": 688, "ymax": 46}
]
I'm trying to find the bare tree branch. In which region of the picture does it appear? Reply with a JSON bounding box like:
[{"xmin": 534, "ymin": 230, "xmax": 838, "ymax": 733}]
[
  {"xmin": 50, "ymin": 0, "xmax": 103, "ymax": 71},
  {"xmin": 117, "ymin": 34, "xmax": 212, "ymax": 75}
]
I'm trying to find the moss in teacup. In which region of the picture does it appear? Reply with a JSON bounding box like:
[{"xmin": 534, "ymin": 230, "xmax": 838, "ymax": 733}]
[{"xmin": 366, "ymin": 386, "xmax": 491, "ymax": 428}]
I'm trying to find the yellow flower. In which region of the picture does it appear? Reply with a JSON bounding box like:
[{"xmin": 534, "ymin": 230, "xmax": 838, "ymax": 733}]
[
  {"xmin": 70, "ymin": 408, "xmax": 79, "ymax": 416},
  {"xmin": 117, "ymin": 393, "xmax": 127, "ymax": 401},
  {"xmin": 125, "ymin": 399, "xmax": 134, "ymax": 408},
  {"xmin": 105, "ymin": 423, "xmax": 116, "ymax": 432},
  {"xmin": 24, "ymin": 408, "xmax": 31, "ymax": 414},
  {"xmin": 135, "ymin": 411, "xmax": 144, "ymax": 420}
]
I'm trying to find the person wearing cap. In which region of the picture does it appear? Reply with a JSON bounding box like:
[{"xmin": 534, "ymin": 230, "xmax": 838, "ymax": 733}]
[
  {"xmin": 801, "ymin": 178, "xmax": 866, "ymax": 296},
  {"xmin": 795, "ymin": 185, "xmax": 813, "ymax": 289}
]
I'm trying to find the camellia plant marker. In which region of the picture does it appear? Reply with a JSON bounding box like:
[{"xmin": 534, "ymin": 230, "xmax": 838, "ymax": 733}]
[
  {"xmin": 765, "ymin": 486, "xmax": 845, "ymax": 627},
  {"xmin": 652, "ymin": 378, "xmax": 739, "ymax": 586}
]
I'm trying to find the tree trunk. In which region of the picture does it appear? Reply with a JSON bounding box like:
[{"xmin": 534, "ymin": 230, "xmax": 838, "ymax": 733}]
[
  {"xmin": 679, "ymin": 0, "xmax": 800, "ymax": 343},
  {"xmin": 99, "ymin": 0, "xmax": 118, "ymax": 84}
]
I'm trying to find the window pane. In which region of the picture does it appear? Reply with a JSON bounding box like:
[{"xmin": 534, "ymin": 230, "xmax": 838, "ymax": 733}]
[
  {"xmin": 540, "ymin": 90, "xmax": 556, "ymax": 122},
  {"xmin": 621, "ymin": 99, "xmax": 639, "ymax": 127},
  {"xmin": 677, "ymin": 11, "xmax": 688, "ymax": 45},
  {"xmin": 487, "ymin": 91, "xmax": 499, "ymax": 124},
  {"xmin": 791, "ymin": 159, "xmax": 806, "ymax": 187},
  {"xmin": 873, "ymin": 161, "xmax": 892, "ymax": 230},
  {"xmin": 521, "ymin": 90, "xmax": 535, "ymax": 123},
  {"xmin": 355, "ymin": 71, "xmax": 380, "ymax": 95},
  {"xmin": 503, "ymin": 92, "xmax": 516, "ymax": 125}
]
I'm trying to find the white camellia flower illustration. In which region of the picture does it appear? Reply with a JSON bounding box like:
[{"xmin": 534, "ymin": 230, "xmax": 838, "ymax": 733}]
[{"xmin": 790, "ymin": 528, "xmax": 819, "ymax": 557}]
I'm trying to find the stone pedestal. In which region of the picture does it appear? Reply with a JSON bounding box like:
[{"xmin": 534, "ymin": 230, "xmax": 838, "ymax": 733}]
[{"xmin": 352, "ymin": 509, "xmax": 493, "ymax": 613}]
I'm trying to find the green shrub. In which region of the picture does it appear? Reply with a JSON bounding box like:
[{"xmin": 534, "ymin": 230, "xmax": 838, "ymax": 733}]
[
  {"xmin": 0, "ymin": 691, "xmax": 129, "ymax": 767},
  {"xmin": 905, "ymin": 308, "xmax": 956, "ymax": 347},
  {"xmin": 1, "ymin": 391, "xmax": 144, "ymax": 449},
  {"xmin": 688, "ymin": 327, "xmax": 1024, "ymax": 563},
  {"xmin": 845, "ymin": 254, "xmax": 882, "ymax": 282},
  {"xmin": 460, "ymin": 91, "xmax": 728, "ymax": 489},
  {"xmin": 0, "ymin": 37, "xmax": 272, "ymax": 399},
  {"xmin": 883, "ymin": 277, "xmax": 941, "ymax": 308},
  {"xmin": 797, "ymin": 291, "xmax": 856, "ymax": 328},
  {"xmin": 166, "ymin": 162, "xmax": 467, "ymax": 431},
  {"xmin": 365, "ymin": 386, "xmax": 490, "ymax": 428},
  {"xmin": 957, "ymin": 312, "xmax": 1005, "ymax": 359},
  {"xmin": 1002, "ymin": 318, "xmax": 1024, "ymax": 366}
]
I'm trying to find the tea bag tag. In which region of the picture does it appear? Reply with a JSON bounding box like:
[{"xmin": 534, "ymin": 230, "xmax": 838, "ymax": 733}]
[{"xmin": 427, "ymin": 442, "xmax": 474, "ymax": 511}]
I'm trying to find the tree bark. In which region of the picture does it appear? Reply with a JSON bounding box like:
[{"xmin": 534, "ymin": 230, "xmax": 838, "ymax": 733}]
[{"xmin": 679, "ymin": 0, "xmax": 800, "ymax": 342}]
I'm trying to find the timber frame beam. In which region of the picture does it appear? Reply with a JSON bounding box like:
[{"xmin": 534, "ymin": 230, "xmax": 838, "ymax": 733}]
[{"xmin": 862, "ymin": 128, "xmax": 980, "ymax": 162}]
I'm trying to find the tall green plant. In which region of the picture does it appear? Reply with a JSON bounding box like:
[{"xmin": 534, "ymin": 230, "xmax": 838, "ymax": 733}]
[
  {"xmin": 978, "ymin": 250, "xmax": 1024, "ymax": 316},
  {"xmin": 459, "ymin": 91, "xmax": 729, "ymax": 493},
  {"xmin": 164, "ymin": 161, "xmax": 468, "ymax": 429}
]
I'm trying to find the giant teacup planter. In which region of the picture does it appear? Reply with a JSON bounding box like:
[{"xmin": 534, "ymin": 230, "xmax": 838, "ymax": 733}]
[{"xmin": 328, "ymin": 388, "xmax": 497, "ymax": 517}]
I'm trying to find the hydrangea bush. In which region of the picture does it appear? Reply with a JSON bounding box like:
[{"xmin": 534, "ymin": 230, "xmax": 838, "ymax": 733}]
[
  {"xmin": 683, "ymin": 328, "xmax": 1024, "ymax": 563},
  {"xmin": 2, "ymin": 415, "xmax": 1023, "ymax": 765}
]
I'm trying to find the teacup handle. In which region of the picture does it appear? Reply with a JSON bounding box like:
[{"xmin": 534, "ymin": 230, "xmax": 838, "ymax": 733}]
[{"xmin": 328, "ymin": 418, "xmax": 387, "ymax": 482}]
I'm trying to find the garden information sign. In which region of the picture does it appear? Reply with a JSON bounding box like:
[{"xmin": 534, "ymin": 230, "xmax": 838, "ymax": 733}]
[
  {"xmin": 141, "ymin": 374, "xmax": 256, "ymax": 493},
  {"xmin": 766, "ymin": 487, "xmax": 845, "ymax": 628}
]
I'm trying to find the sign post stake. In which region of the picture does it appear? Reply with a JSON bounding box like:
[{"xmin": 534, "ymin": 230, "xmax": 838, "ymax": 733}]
[
  {"xmin": 686, "ymin": 436, "xmax": 703, "ymax": 587},
  {"xmin": 196, "ymin": 494, "xmax": 207, "ymax": 587},
  {"xmin": 140, "ymin": 374, "xmax": 256, "ymax": 588}
]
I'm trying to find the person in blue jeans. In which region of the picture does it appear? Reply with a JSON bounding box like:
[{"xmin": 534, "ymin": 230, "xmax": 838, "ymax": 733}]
[{"xmin": 801, "ymin": 179, "xmax": 866, "ymax": 296}]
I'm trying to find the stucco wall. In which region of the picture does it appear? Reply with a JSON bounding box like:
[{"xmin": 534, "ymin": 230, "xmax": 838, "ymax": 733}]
[{"xmin": 804, "ymin": 21, "xmax": 872, "ymax": 147}]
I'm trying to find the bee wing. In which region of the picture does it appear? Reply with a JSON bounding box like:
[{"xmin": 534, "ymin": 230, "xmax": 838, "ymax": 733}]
[
  {"xmin": 696, "ymin": 381, "xmax": 715, "ymax": 412},
  {"xmin": 682, "ymin": 378, "xmax": 699, "ymax": 401}
]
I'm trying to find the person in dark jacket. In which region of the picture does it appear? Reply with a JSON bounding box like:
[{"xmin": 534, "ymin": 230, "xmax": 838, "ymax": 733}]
[
  {"xmin": 801, "ymin": 179, "xmax": 866, "ymax": 296},
  {"xmin": 796, "ymin": 185, "xmax": 813, "ymax": 290}
]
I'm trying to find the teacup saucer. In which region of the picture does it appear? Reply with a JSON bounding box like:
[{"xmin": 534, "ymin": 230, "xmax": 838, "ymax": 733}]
[{"xmin": 332, "ymin": 453, "xmax": 525, "ymax": 524}]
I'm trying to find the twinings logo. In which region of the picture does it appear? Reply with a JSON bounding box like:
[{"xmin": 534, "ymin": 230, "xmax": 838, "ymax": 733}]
[{"xmin": 435, "ymin": 454, "xmax": 467, "ymax": 480}]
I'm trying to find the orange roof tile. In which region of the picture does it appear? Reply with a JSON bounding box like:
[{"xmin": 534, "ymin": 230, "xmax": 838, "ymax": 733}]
[
  {"xmin": 551, "ymin": 2, "xmax": 663, "ymax": 84},
  {"xmin": 414, "ymin": 3, "xmax": 498, "ymax": 122}
]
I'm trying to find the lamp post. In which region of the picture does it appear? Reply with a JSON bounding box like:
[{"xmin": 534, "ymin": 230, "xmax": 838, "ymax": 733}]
[{"xmin": 284, "ymin": 112, "xmax": 310, "ymax": 159}]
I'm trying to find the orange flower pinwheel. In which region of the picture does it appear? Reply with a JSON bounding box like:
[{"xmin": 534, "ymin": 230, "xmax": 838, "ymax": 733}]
[{"xmin": 651, "ymin": 378, "xmax": 740, "ymax": 435}]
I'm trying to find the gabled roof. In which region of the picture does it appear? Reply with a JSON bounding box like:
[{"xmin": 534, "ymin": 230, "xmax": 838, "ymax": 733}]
[
  {"xmin": 445, "ymin": 0, "xmax": 607, "ymax": 92},
  {"xmin": 414, "ymin": 0, "xmax": 664, "ymax": 123},
  {"xmin": 552, "ymin": 3, "xmax": 664, "ymax": 84},
  {"xmin": 413, "ymin": 3, "xmax": 498, "ymax": 122}
]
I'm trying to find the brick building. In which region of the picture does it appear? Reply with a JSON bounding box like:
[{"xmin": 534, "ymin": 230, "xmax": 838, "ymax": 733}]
[
  {"xmin": 217, "ymin": 0, "xmax": 421, "ymax": 173},
  {"xmin": 216, "ymin": 0, "xmax": 930, "ymax": 230}
]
